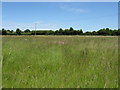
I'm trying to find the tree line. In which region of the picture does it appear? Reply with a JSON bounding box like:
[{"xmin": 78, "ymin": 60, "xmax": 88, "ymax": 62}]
[{"xmin": 1, "ymin": 27, "xmax": 120, "ymax": 36}]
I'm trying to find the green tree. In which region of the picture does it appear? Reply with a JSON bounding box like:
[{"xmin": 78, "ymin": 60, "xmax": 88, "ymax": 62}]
[
  {"xmin": 79, "ymin": 29, "xmax": 83, "ymax": 35},
  {"xmin": 64, "ymin": 29, "xmax": 70, "ymax": 35},
  {"xmin": 92, "ymin": 31, "xmax": 98, "ymax": 35},
  {"xmin": 85, "ymin": 31, "xmax": 92, "ymax": 35},
  {"xmin": 24, "ymin": 29, "xmax": 30, "ymax": 33},
  {"xmin": 97, "ymin": 28, "xmax": 106, "ymax": 35},
  {"xmin": 70, "ymin": 27, "xmax": 74, "ymax": 31},
  {"xmin": 55, "ymin": 30, "xmax": 59, "ymax": 35},
  {"xmin": 2, "ymin": 28, "xmax": 7, "ymax": 35},
  {"xmin": 16, "ymin": 28, "xmax": 21, "ymax": 35},
  {"xmin": 10, "ymin": 30, "xmax": 14, "ymax": 33},
  {"xmin": 59, "ymin": 28, "xmax": 63, "ymax": 32},
  {"xmin": 58, "ymin": 28, "xmax": 63, "ymax": 35}
]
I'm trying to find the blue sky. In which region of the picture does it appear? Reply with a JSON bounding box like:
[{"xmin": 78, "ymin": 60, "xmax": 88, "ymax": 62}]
[{"xmin": 2, "ymin": 2, "xmax": 118, "ymax": 31}]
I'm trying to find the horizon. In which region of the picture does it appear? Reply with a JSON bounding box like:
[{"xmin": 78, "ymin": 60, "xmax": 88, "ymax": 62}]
[
  {"xmin": 2, "ymin": 2, "xmax": 118, "ymax": 32},
  {"xmin": 1, "ymin": 27, "xmax": 118, "ymax": 31}
]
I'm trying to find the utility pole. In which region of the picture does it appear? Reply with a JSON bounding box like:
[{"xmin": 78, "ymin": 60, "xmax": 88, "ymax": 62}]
[{"xmin": 35, "ymin": 23, "xmax": 37, "ymax": 36}]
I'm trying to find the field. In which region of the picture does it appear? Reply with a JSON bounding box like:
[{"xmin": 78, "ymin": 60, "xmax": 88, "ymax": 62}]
[{"xmin": 2, "ymin": 36, "xmax": 118, "ymax": 88}]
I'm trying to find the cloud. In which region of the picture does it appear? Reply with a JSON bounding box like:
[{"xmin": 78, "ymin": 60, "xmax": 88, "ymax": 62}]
[
  {"xmin": 60, "ymin": 5, "xmax": 88, "ymax": 14},
  {"xmin": 2, "ymin": 21, "xmax": 59, "ymax": 30}
]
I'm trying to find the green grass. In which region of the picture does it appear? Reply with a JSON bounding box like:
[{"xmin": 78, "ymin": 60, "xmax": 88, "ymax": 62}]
[
  {"xmin": 2, "ymin": 36, "xmax": 118, "ymax": 88},
  {"xmin": 0, "ymin": 36, "xmax": 2, "ymax": 89}
]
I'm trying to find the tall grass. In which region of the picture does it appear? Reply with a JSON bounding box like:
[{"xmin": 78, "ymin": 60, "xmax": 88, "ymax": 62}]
[
  {"xmin": 0, "ymin": 36, "xmax": 2, "ymax": 89},
  {"xmin": 2, "ymin": 36, "xmax": 118, "ymax": 88}
]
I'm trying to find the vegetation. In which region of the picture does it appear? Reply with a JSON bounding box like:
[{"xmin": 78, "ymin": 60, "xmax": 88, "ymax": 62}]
[
  {"xmin": 16, "ymin": 28, "xmax": 22, "ymax": 35},
  {"xmin": 2, "ymin": 36, "xmax": 118, "ymax": 88},
  {"xmin": 1, "ymin": 27, "xmax": 120, "ymax": 36}
]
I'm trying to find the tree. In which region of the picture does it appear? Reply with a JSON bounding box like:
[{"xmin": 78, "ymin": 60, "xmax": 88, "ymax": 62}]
[
  {"xmin": 78, "ymin": 29, "xmax": 83, "ymax": 35},
  {"xmin": 7, "ymin": 30, "xmax": 11, "ymax": 33},
  {"xmin": 69, "ymin": 27, "xmax": 74, "ymax": 35},
  {"xmin": 92, "ymin": 31, "xmax": 98, "ymax": 35},
  {"xmin": 1, "ymin": 27, "xmax": 120, "ymax": 36},
  {"xmin": 97, "ymin": 29, "xmax": 106, "ymax": 35},
  {"xmin": 64, "ymin": 29, "xmax": 71, "ymax": 35},
  {"xmin": 117, "ymin": 29, "xmax": 120, "ymax": 35},
  {"xmin": 16, "ymin": 28, "xmax": 21, "ymax": 35},
  {"xmin": 58, "ymin": 28, "xmax": 63, "ymax": 35},
  {"xmin": 10, "ymin": 30, "xmax": 14, "ymax": 33},
  {"xmin": 55, "ymin": 30, "xmax": 59, "ymax": 35},
  {"xmin": 73, "ymin": 30, "xmax": 78, "ymax": 35},
  {"xmin": 0, "ymin": 30, "xmax": 2, "ymax": 35},
  {"xmin": 2, "ymin": 28, "xmax": 7, "ymax": 35},
  {"xmin": 97, "ymin": 28, "xmax": 112, "ymax": 35},
  {"xmin": 24, "ymin": 29, "xmax": 30, "ymax": 33},
  {"xmin": 85, "ymin": 31, "xmax": 92, "ymax": 35},
  {"xmin": 106, "ymin": 28, "xmax": 110, "ymax": 31},
  {"xmin": 70, "ymin": 27, "xmax": 74, "ymax": 31},
  {"xmin": 59, "ymin": 28, "xmax": 63, "ymax": 32}
]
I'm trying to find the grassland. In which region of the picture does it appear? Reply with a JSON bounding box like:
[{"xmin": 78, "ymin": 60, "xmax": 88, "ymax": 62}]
[{"xmin": 2, "ymin": 36, "xmax": 118, "ymax": 88}]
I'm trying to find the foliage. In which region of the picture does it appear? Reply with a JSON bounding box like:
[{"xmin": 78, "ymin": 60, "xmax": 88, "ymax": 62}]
[
  {"xmin": 1, "ymin": 27, "xmax": 120, "ymax": 36},
  {"xmin": 2, "ymin": 28, "xmax": 7, "ymax": 35},
  {"xmin": 24, "ymin": 29, "xmax": 30, "ymax": 33},
  {"xmin": 16, "ymin": 28, "xmax": 22, "ymax": 35}
]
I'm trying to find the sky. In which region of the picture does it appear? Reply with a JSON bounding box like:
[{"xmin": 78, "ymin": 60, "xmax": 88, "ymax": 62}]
[
  {"xmin": 2, "ymin": 0, "xmax": 120, "ymax": 2},
  {"xmin": 2, "ymin": 2, "xmax": 118, "ymax": 31}
]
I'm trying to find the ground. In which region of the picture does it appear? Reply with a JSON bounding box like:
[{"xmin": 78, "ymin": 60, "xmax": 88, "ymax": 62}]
[{"xmin": 2, "ymin": 36, "xmax": 118, "ymax": 88}]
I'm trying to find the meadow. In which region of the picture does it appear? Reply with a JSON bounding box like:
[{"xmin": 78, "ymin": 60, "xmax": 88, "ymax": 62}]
[{"xmin": 2, "ymin": 36, "xmax": 118, "ymax": 88}]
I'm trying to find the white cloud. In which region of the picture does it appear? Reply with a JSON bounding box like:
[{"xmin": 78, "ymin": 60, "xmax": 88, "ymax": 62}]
[
  {"xmin": 60, "ymin": 5, "xmax": 88, "ymax": 14},
  {"xmin": 2, "ymin": 21, "xmax": 59, "ymax": 30}
]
